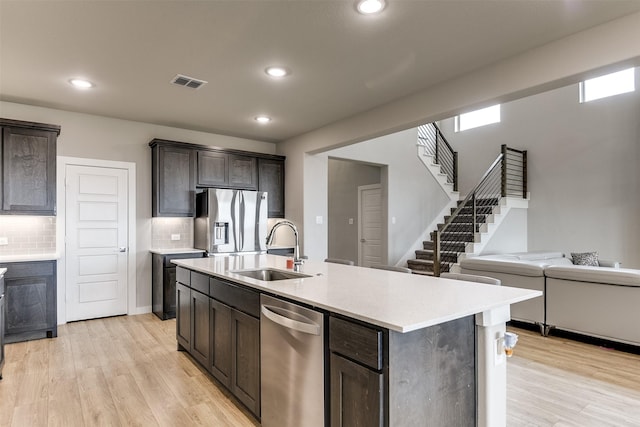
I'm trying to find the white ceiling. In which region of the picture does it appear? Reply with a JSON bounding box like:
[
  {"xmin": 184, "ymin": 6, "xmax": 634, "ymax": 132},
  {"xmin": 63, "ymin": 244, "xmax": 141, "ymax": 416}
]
[{"xmin": 2, "ymin": 0, "xmax": 640, "ymax": 143}]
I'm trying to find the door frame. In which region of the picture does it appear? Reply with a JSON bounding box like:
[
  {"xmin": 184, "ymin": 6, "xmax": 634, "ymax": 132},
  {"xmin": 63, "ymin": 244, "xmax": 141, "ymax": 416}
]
[
  {"xmin": 357, "ymin": 183, "xmax": 387, "ymax": 266},
  {"xmin": 56, "ymin": 156, "xmax": 137, "ymax": 325}
]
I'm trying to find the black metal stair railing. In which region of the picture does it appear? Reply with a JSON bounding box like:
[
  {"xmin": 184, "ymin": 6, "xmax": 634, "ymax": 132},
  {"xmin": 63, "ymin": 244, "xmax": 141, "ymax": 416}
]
[
  {"xmin": 432, "ymin": 145, "xmax": 527, "ymax": 276},
  {"xmin": 417, "ymin": 123, "xmax": 458, "ymax": 192}
]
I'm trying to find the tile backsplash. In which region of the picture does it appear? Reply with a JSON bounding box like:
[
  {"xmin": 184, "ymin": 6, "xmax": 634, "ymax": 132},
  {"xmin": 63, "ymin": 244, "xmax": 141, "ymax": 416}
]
[
  {"xmin": 0, "ymin": 216, "xmax": 57, "ymax": 256},
  {"xmin": 151, "ymin": 217, "xmax": 194, "ymax": 249}
]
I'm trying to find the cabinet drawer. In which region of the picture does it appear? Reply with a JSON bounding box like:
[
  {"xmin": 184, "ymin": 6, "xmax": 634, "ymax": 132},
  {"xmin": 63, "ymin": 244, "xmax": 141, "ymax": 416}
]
[
  {"xmin": 330, "ymin": 316, "xmax": 383, "ymax": 370},
  {"xmin": 176, "ymin": 267, "xmax": 190, "ymax": 286},
  {"xmin": 210, "ymin": 278, "xmax": 259, "ymax": 318},
  {"xmin": 191, "ymin": 271, "xmax": 209, "ymax": 295}
]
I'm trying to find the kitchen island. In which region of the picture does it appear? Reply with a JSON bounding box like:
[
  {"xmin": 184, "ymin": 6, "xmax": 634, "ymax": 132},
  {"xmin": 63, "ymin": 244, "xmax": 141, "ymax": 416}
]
[{"xmin": 173, "ymin": 254, "xmax": 540, "ymax": 427}]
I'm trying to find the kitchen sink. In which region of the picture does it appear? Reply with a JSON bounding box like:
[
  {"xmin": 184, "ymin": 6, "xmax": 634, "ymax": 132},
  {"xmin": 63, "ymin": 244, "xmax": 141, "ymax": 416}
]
[{"xmin": 230, "ymin": 268, "xmax": 312, "ymax": 281}]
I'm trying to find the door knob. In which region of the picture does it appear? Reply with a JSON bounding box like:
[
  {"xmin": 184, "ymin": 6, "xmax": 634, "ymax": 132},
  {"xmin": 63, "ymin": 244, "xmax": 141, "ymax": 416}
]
[{"xmin": 360, "ymin": 239, "xmax": 366, "ymax": 243}]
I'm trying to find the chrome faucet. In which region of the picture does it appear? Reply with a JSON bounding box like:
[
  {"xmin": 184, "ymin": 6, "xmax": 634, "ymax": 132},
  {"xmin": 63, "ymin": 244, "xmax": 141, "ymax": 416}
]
[{"xmin": 266, "ymin": 220, "xmax": 304, "ymax": 271}]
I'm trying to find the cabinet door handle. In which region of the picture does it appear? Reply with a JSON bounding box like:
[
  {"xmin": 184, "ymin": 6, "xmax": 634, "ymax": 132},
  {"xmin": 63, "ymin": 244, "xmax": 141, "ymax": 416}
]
[{"xmin": 118, "ymin": 247, "xmax": 127, "ymax": 253}]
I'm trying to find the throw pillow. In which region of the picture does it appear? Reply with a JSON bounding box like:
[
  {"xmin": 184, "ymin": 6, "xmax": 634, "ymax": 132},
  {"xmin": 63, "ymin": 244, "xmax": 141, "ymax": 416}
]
[{"xmin": 571, "ymin": 251, "xmax": 599, "ymax": 266}]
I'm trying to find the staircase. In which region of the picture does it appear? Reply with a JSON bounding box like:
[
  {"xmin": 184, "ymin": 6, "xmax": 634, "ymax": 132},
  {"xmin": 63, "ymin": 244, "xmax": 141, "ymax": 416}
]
[{"xmin": 408, "ymin": 144, "xmax": 528, "ymax": 276}]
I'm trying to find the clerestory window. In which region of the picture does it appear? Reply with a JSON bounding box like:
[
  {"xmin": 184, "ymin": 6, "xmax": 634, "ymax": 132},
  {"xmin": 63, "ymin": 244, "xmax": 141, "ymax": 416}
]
[
  {"xmin": 454, "ymin": 104, "xmax": 501, "ymax": 132},
  {"xmin": 579, "ymin": 67, "xmax": 635, "ymax": 103}
]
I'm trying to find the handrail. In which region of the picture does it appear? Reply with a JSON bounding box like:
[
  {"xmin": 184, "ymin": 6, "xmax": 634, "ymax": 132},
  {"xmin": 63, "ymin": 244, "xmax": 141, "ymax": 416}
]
[
  {"xmin": 432, "ymin": 144, "xmax": 527, "ymax": 276},
  {"xmin": 417, "ymin": 122, "xmax": 458, "ymax": 192}
]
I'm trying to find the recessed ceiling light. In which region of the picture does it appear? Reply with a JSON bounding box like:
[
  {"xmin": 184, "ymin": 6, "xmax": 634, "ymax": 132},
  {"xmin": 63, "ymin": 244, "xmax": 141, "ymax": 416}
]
[
  {"xmin": 356, "ymin": 0, "xmax": 385, "ymax": 14},
  {"xmin": 255, "ymin": 115, "xmax": 272, "ymax": 124},
  {"xmin": 265, "ymin": 66, "xmax": 290, "ymax": 78},
  {"xmin": 69, "ymin": 78, "xmax": 95, "ymax": 89}
]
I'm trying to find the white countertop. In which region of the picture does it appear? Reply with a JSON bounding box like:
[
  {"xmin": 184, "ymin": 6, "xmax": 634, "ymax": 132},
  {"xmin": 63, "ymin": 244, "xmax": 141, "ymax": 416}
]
[
  {"xmin": 172, "ymin": 254, "xmax": 541, "ymax": 333},
  {"xmin": 149, "ymin": 248, "xmax": 206, "ymax": 255},
  {"xmin": 0, "ymin": 253, "xmax": 59, "ymax": 263}
]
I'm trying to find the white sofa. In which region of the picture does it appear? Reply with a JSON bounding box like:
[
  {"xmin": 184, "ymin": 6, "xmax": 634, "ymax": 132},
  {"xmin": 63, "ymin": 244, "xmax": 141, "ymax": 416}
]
[
  {"xmin": 459, "ymin": 252, "xmax": 569, "ymax": 332},
  {"xmin": 545, "ymin": 265, "xmax": 640, "ymax": 346},
  {"xmin": 459, "ymin": 252, "xmax": 640, "ymax": 346}
]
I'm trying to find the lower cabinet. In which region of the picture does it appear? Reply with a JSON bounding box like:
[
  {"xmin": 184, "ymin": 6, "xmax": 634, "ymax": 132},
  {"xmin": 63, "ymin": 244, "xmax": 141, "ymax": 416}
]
[
  {"xmin": 210, "ymin": 299, "xmax": 232, "ymax": 387},
  {"xmin": 191, "ymin": 289, "xmax": 211, "ymax": 367},
  {"xmin": 152, "ymin": 252, "xmax": 204, "ymax": 320},
  {"xmin": 176, "ymin": 267, "xmax": 260, "ymax": 418},
  {"xmin": 1, "ymin": 261, "xmax": 57, "ymax": 344},
  {"xmin": 176, "ymin": 282, "xmax": 191, "ymax": 349},
  {"xmin": 230, "ymin": 309, "xmax": 260, "ymax": 415},
  {"xmin": 330, "ymin": 353, "xmax": 383, "ymax": 427},
  {"xmin": 329, "ymin": 316, "xmax": 384, "ymax": 427}
]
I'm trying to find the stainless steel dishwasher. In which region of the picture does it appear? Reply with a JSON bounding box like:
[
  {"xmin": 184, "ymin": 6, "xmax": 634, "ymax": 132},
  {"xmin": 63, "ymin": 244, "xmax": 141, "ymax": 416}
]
[{"xmin": 260, "ymin": 294, "xmax": 326, "ymax": 427}]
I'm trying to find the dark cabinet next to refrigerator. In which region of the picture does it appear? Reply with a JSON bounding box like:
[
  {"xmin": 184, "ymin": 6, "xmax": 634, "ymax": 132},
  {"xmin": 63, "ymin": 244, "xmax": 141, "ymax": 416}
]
[{"xmin": 152, "ymin": 252, "xmax": 204, "ymax": 320}]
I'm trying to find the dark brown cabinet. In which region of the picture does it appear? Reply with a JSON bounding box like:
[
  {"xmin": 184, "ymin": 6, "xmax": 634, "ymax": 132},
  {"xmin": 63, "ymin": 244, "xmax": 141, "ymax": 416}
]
[
  {"xmin": 1, "ymin": 261, "xmax": 57, "ymax": 343},
  {"xmin": 191, "ymin": 289, "xmax": 211, "ymax": 367},
  {"xmin": 209, "ymin": 298, "xmax": 232, "ymax": 387},
  {"xmin": 258, "ymin": 158, "xmax": 285, "ymax": 218},
  {"xmin": 1, "ymin": 119, "xmax": 59, "ymax": 215},
  {"xmin": 330, "ymin": 353, "xmax": 383, "ymax": 427},
  {"xmin": 228, "ymin": 154, "xmax": 257, "ymax": 190},
  {"xmin": 197, "ymin": 152, "xmax": 258, "ymax": 190},
  {"xmin": 150, "ymin": 139, "xmax": 284, "ymax": 217},
  {"xmin": 150, "ymin": 140, "xmax": 196, "ymax": 217},
  {"xmin": 197, "ymin": 151, "xmax": 228, "ymax": 187},
  {"xmin": 329, "ymin": 316, "xmax": 384, "ymax": 427},
  {"xmin": 176, "ymin": 282, "xmax": 191, "ymax": 350},
  {"xmin": 175, "ymin": 267, "xmax": 261, "ymax": 418},
  {"xmin": 152, "ymin": 252, "xmax": 203, "ymax": 320},
  {"xmin": 230, "ymin": 309, "xmax": 260, "ymax": 415},
  {"xmin": 329, "ymin": 315, "xmax": 476, "ymax": 427}
]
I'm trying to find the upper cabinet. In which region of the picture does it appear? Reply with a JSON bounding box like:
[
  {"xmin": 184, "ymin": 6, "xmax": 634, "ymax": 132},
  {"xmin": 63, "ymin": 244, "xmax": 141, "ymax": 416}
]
[
  {"xmin": 0, "ymin": 119, "xmax": 60, "ymax": 216},
  {"xmin": 258, "ymin": 158, "xmax": 285, "ymax": 218},
  {"xmin": 150, "ymin": 139, "xmax": 285, "ymax": 218},
  {"xmin": 228, "ymin": 154, "xmax": 257, "ymax": 190},
  {"xmin": 151, "ymin": 140, "xmax": 196, "ymax": 217},
  {"xmin": 197, "ymin": 152, "xmax": 257, "ymax": 190}
]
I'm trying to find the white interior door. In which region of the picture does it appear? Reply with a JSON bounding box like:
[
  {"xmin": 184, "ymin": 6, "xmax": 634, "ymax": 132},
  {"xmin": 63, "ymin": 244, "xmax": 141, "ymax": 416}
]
[
  {"xmin": 65, "ymin": 165, "xmax": 128, "ymax": 322},
  {"xmin": 358, "ymin": 185, "xmax": 383, "ymax": 267}
]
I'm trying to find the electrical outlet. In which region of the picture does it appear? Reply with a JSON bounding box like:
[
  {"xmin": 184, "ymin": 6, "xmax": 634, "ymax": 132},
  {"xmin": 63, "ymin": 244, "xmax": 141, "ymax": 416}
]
[
  {"xmin": 170, "ymin": 234, "xmax": 181, "ymax": 241},
  {"xmin": 0, "ymin": 237, "xmax": 8, "ymax": 245},
  {"xmin": 316, "ymin": 216, "xmax": 323, "ymax": 225}
]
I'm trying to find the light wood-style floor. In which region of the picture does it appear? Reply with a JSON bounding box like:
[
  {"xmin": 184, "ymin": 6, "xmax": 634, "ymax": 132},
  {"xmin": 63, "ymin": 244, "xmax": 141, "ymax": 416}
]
[{"xmin": 1, "ymin": 314, "xmax": 639, "ymax": 427}]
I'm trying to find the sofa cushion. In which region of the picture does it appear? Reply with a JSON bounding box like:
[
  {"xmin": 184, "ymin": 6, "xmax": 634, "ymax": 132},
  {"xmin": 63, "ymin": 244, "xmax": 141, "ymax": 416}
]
[
  {"xmin": 515, "ymin": 251, "xmax": 565, "ymax": 261},
  {"xmin": 459, "ymin": 258, "xmax": 546, "ymax": 277},
  {"xmin": 571, "ymin": 252, "xmax": 599, "ymax": 266},
  {"xmin": 544, "ymin": 265, "xmax": 640, "ymax": 287}
]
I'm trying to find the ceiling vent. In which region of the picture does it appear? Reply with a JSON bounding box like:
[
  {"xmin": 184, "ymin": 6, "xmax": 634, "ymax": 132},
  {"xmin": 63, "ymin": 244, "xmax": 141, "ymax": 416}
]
[{"xmin": 170, "ymin": 74, "xmax": 208, "ymax": 89}]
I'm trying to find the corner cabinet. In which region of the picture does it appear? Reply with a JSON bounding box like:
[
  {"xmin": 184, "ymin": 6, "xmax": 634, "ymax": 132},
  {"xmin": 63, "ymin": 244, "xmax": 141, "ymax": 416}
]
[
  {"xmin": 0, "ymin": 119, "xmax": 60, "ymax": 215},
  {"xmin": 175, "ymin": 267, "xmax": 261, "ymax": 418},
  {"xmin": 150, "ymin": 139, "xmax": 284, "ymax": 218}
]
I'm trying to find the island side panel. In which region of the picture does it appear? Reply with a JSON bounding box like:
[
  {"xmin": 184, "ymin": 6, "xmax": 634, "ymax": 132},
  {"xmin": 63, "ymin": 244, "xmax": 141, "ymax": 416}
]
[{"xmin": 387, "ymin": 316, "xmax": 476, "ymax": 427}]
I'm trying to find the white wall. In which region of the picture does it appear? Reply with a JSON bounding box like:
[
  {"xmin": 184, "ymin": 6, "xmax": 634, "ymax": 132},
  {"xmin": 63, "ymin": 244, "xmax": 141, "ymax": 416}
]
[
  {"xmin": 328, "ymin": 159, "xmax": 382, "ymax": 263},
  {"xmin": 327, "ymin": 129, "xmax": 450, "ymax": 265},
  {"xmin": 439, "ymin": 75, "xmax": 640, "ymax": 268},
  {"xmin": 277, "ymin": 12, "xmax": 640, "ymax": 261},
  {"xmin": 0, "ymin": 101, "xmax": 276, "ymax": 310}
]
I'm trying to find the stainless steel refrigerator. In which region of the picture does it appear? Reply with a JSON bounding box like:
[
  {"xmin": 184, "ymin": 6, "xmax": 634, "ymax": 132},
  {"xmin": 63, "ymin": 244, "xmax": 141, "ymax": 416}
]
[{"xmin": 194, "ymin": 189, "xmax": 268, "ymax": 254}]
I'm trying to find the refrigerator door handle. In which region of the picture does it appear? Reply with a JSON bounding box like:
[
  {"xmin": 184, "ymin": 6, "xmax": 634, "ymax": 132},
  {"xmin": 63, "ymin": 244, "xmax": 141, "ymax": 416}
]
[{"xmin": 261, "ymin": 305, "xmax": 321, "ymax": 335}]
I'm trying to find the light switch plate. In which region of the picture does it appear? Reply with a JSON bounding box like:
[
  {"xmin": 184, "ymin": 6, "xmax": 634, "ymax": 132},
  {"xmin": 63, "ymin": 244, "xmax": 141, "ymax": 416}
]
[
  {"xmin": 170, "ymin": 234, "xmax": 181, "ymax": 241},
  {"xmin": 315, "ymin": 216, "xmax": 323, "ymax": 225},
  {"xmin": 0, "ymin": 237, "xmax": 8, "ymax": 245}
]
